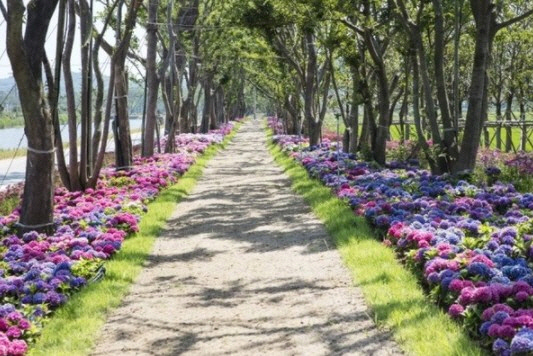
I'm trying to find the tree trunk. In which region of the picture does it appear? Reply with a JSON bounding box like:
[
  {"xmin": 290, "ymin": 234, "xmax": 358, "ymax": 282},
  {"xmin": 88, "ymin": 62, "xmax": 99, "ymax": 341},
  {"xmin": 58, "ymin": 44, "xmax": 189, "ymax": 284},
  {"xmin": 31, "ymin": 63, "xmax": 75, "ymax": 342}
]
[
  {"xmin": 454, "ymin": 1, "xmax": 493, "ymax": 172},
  {"xmin": 92, "ymin": 35, "xmax": 105, "ymax": 165},
  {"xmin": 505, "ymin": 90, "xmax": 514, "ymax": 152},
  {"xmin": 433, "ymin": 0, "xmax": 459, "ymax": 167},
  {"xmin": 49, "ymin": 0, "xmax": 69, "ymax": 191},
  {"xmin": 114, "ymin": 67, "xmax": 133, "ymax": 168},
  {"xmin": 208, "ymin": 85, "xmax": 217, "ymax": 130},
  {"xmin": 63, "ymin": 0, "xmax": 81, "ymax": 190},
  {"xmin": 142, "ymin": 0, "xmax": 159, "ymax": 157},
  {"xmin": 520, "ymin": 87, "xmax": 527, "ymax": 151},
  {"xmin": 347, "ymin": 67, "xmax": 360, "ymax": 155},
  {"xmin": 363, "ymin": 29, "xmax": 389, "ymax": 165},
  {"xmin": 214, "ymin": 86, "xmax": 225, "ymax": 127},
  {"xmin": 304, "ymin": 31, "xmax": 319, "ymax": 146},
  {"xmin": 6, "ymin": 0, "xmax": 59, "ymax": 234},
  {"xmin": 201, "ymin": 81, "xmax": 211, "ymax": 134},
  {"xmin": 349, "ymin": 105, "xmax": 359, "ymax": 155},
  {"xmin": 112, "ymin": 0, "xmax": 142, "ymax": 169},
  {"xmin": 411, "ymin": 48, "xmax": 436, "ymax": 171},
  {"xmin": 79, "ymin": 0, "xmax": 91, "ymax": 184}
]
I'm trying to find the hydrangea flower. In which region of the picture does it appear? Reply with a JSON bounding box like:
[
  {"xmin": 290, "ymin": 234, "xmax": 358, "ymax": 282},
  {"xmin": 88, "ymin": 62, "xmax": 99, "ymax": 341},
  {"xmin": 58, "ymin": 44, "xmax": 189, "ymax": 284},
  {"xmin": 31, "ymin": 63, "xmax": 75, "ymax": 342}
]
[
  {"xmin": 0, "ymin": 123, "xmax": 237, "ymax": 354},
  {"xmin": 268, "ymin": 117, "xmax": 533, "ymax": 354}
]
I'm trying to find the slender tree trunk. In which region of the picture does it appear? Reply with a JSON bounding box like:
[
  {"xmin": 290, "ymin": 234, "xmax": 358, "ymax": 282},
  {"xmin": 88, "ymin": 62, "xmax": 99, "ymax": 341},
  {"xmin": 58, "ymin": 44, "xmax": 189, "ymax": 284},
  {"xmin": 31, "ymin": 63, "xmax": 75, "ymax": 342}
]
[
  {"xmin": 454, "ymin": 1, "xmax": 493, "ymax": 172},
  {"xmin": 304, "ymin": 30, "xmax": 319, "ymax": 146},
  {"xmin": 79, "ymin": 0, "xmax": 92, "ymax": 184},
  {"xmin": 433, "ymin": 0, "xmax": 459, "ymax": 167},
  {"xmin": 92, "ymin": 36, "xmax": 105, "ymax": 165},
  {"xmin": 362, "ymin": 29, "xmax": 389, "ymax": 165},
  {"xmin": 411, "ymin": 48, "xmax": 435, "ymax": 171},
  {"xmin": 453, "ymin": 0, "xmax": 464, "ymax": 127},
  {"xmin": 214, "ymin": 86, "xmax": 225, "ymax": 127},
  {"xmin": 505, "ymin": 90, "xmax": 514, "ymax": 152},
  {"xmin": 142, "ymin": 0, "xmax": 159, "ymax": 157},
  {"xmin": 63, "ymin": 0, "xmax": 81, "ymax": 190},
  {"xmin": 114, "ymin": 67, "xmax": 133, "ymax": 168},
  {"xmin": 520, "ymin": 87, "xmax": 527, "ymax": 151},
  {"xmin": 201, "ymin": 80, "xmax": 211, "ymax": 134},
  {"xmin": 49, "ymin": 0, "xmax": 70, "ymax": 190},
  {"xmin": 112, "ymin": 0, "xmax": 142, "ymax": 169},
  {"xmin": 413, "ymin": 31, "xmax": 447, "ymax": 172}
]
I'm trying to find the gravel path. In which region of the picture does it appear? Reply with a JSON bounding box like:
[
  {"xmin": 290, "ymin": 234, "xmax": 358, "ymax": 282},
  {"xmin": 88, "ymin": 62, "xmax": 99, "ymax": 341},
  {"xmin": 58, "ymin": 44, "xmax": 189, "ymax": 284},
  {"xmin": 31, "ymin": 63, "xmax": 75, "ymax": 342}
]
[{"xmin": 91, "ymin": 121, "xmax": 402, "ymax": 356}]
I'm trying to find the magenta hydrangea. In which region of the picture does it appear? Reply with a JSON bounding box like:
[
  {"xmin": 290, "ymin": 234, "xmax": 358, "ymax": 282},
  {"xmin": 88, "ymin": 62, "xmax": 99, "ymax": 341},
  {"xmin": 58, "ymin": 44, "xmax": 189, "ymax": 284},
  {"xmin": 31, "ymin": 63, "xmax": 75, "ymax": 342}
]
[{"xmin": 0, "ymin": 122, "xmax": 237, "ymax": 354}]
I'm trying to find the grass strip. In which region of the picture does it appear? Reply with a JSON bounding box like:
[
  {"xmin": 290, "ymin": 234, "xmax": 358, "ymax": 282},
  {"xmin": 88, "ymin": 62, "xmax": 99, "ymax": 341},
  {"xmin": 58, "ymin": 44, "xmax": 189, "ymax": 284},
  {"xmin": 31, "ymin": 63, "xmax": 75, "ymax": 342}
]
[
  {"xmin": 28, "ymin": 122, "xmax": 243, "ymax": 356},
  {"xmin": 266, "ymin": 131, "xmax": 483, "ymax": 356},
  {"xmin": 0, "ymin": 148, "xmax": 27, "ymax": 160}
]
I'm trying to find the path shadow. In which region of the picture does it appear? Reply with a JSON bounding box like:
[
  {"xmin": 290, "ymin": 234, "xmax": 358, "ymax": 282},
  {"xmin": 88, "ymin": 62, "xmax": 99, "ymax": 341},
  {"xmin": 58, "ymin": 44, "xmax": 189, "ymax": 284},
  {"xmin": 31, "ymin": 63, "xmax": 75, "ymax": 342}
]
[
  {"xmin": 161, "ymin": 177, "xmax": 331, "ymax": 255},
  {"xmin": 92, "ymin": 124, "xmax": 400, "ymax": 356},
  {"xmin": 93, "ymin": 276, "xmax": 397, "ymax": 356}
]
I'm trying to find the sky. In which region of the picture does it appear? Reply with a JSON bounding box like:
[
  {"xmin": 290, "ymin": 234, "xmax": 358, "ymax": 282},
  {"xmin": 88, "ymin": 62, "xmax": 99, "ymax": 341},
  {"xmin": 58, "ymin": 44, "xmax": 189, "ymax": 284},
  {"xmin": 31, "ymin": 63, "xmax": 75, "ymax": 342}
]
[{"xmin": 0, "ymin": 2, "xmax": 146, "ymax": 80}]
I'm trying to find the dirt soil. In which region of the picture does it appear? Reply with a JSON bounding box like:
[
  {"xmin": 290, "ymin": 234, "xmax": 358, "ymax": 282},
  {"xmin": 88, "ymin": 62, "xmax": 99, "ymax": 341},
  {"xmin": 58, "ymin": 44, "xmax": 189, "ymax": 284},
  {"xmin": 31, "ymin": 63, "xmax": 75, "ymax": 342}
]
[{"xmin": 91, "ymin": 121, "xmax": 402, "ymax": 356}]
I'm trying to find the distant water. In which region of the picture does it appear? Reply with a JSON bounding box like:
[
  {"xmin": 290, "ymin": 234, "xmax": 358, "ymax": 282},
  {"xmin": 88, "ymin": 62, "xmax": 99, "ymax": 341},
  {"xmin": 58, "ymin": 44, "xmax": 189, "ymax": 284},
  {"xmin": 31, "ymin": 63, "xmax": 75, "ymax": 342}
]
[{"xmin": 0, "ymin": 120, "xmax": 143, "ymax": 150}]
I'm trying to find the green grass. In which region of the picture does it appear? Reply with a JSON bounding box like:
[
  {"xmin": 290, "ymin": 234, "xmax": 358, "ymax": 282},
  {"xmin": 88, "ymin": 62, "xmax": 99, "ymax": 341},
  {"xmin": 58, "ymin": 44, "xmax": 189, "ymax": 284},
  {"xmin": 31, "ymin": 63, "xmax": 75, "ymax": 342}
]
[
  {"xmin": 322, "ymin": 114, "xmax": 533, "ymax": 152},
  {"xmin": 0, "ymin": 115, "xmax": 25, "ymax": 129},
  {"xmin": 266, "ymin": 130, "xmax": 484, "ymax": 356},
  {"xmin": 28, "ymin": 121, "xmax": 243, "ymax": 356},
  {"xmin": 0, "ymin": 196, "xmax": 19, "ymax": 216},
  {"xmin": 0, "ymin": 148, "xmax": 26, "ymax": 160}
]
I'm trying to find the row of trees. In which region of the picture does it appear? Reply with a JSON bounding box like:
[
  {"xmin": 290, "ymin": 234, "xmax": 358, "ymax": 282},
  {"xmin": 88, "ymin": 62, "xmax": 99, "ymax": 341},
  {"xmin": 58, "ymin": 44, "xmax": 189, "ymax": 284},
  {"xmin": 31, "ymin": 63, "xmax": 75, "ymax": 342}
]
[
  {"xmin": 1, "ymin": 0, "xmax": 254, "ymax": 234},
  {"xmin": 218, "ymin": 0, "xmax": 533, "ymax": 174},
  {"xmin": 3, "ymin": 0, "xmax": 533, "ymax": 233}
]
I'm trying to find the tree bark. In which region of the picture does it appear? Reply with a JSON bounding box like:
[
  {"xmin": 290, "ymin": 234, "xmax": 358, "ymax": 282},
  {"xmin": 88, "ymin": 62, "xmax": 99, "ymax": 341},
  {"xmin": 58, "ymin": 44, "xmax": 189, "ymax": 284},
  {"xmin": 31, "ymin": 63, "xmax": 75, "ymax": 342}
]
[
  {"xmin": 6, "ymin": 0, "xmax": 59, "ymax": 234},
  {"xmin": 433, "ymin": 0, "xmax": 459, "ymax": 167},
  {"xmin": 304, "ymin": 30, "xmax": 319, "ymax": 146},
  {"xmin": 63, "ymin": 0, "xmax": 81, "ymax": 191},
  {"xmin": 79, "ymin": 0, "xmax": 92, "ymax": 184},
  {"xmin": 454, "ymin": 1, "xmax": 493, "ymax": 172},
  {"xmin": 142, "ymin": 0, "xmax": 159, "ymax": 157},
  {"xmin": 113, "ymin": 0, "xmax": 142, "ymax": 169},
  {"xmin": 504, "ymin": 89, "xmax": 514, "ymax": 152}
]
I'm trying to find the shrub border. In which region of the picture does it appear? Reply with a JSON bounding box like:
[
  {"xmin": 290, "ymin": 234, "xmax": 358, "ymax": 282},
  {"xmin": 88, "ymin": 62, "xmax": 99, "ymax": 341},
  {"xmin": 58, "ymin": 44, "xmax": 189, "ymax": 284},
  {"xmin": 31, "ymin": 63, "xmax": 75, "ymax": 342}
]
[
  {"xmin": 266, "ymin": 129, "xmax": 483, "ymax": 356},
  {"xmin": 28, "ymin": 122, "xmax": 243, "ymax": 356}
]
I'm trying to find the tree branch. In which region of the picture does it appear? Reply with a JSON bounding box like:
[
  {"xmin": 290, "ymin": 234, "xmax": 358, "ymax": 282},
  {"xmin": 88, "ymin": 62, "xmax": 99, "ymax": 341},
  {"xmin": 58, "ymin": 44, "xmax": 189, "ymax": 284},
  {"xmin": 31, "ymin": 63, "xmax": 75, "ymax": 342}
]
[
  {"xmin": 272, "ymin": 34, "xmax": 304, "ymax": 82},
  {"xmin": 0, "ymin": 0, "xmax": 7, "ymax": 21},
  {"xmin": 340, "ymin": 18, "xmax": 365, "ymax": 36},
  {"xmin": 99, "ymin": 36, "xmax": 146, "ymax": 66},
  {"xmin": 497, "ymin": 8, "xmax": 533, "ymax": 31}
]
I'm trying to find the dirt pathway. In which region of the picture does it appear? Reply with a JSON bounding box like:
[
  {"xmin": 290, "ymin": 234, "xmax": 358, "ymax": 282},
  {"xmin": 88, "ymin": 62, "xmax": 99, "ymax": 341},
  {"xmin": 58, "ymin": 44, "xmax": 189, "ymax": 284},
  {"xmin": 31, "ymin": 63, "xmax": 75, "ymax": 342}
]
[{"xmin": 91, "ymin": 121, "xmax": 402, "ymax": 356}]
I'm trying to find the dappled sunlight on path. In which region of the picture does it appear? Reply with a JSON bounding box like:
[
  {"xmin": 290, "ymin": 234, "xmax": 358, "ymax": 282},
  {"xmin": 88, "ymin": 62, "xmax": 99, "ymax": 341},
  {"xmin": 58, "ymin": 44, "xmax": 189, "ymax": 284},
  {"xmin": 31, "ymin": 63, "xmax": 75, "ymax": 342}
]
[{"xmin": 91, "ymin": 120, "xmax": 401, "ymax": 356}]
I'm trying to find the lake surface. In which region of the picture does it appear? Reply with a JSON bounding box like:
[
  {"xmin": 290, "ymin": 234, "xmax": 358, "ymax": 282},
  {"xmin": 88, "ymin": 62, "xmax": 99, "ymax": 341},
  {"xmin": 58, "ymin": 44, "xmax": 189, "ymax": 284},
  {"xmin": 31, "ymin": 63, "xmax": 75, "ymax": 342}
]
[{"xmin": 0, "ymin": 120, "xmax": 144, "ymax": 150}]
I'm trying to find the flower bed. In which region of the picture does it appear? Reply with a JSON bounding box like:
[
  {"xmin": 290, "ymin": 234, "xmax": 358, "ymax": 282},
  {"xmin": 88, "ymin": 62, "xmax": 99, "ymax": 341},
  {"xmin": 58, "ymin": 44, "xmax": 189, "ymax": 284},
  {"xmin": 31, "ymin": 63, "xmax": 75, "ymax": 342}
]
[
  {"xmin": 268, "ymin": 117, "xmax": 533, "ymax": 355},
  {"xmin": 0, "ymin": 123, "xmax": 236, "ymax": 355}
]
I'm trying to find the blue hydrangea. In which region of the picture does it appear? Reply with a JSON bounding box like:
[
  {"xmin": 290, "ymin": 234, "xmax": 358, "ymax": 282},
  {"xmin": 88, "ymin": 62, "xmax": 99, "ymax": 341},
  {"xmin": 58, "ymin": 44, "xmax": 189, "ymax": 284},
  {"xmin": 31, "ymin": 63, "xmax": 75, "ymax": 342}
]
[
  {"xmin": 467, "ymin": 262, "xmax": 493, "ymax": 278},
  {"xmin": 32, "ymin": 292, "xmax": 46, "ymax": 304},
  {"xmin": 480, "ymin": 321, "xmax": 492, "ymax": 335},
  {"xmin": 491, "ymin": 311, "xmax": 510, "ymax": 324},
  {"xmin": 502, "ymin": 265, "xmax": 531, "ymax": 280},
  {"xmin": 511, "ymin": 328, "xmax": 533, "ymax": 354},
  {"xmin": 492, "ymin": 338, "xmax": 509, "ymax": 353}
]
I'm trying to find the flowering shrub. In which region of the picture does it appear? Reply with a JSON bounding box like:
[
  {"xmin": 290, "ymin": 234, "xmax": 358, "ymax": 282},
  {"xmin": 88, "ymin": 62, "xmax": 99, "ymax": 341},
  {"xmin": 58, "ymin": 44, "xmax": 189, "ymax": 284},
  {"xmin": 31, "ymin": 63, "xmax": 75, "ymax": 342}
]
[
  {"xmin": 0, "ymin": 123, "xmax": 235, "ymax": 355},
  {"xmin": 473, "ymin": 149, "xmax": 533, "ymax": 192},
  {"xmin": 386, "ymin": 140, "xmax": 418, "ymax": 163},
  {"xmin": 269, "ymin": 117, "xmax": 533, "ymax": 355},
  {"xmin": 506, "ymin": 152, "xmax": 533, "ymax": 176}
]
